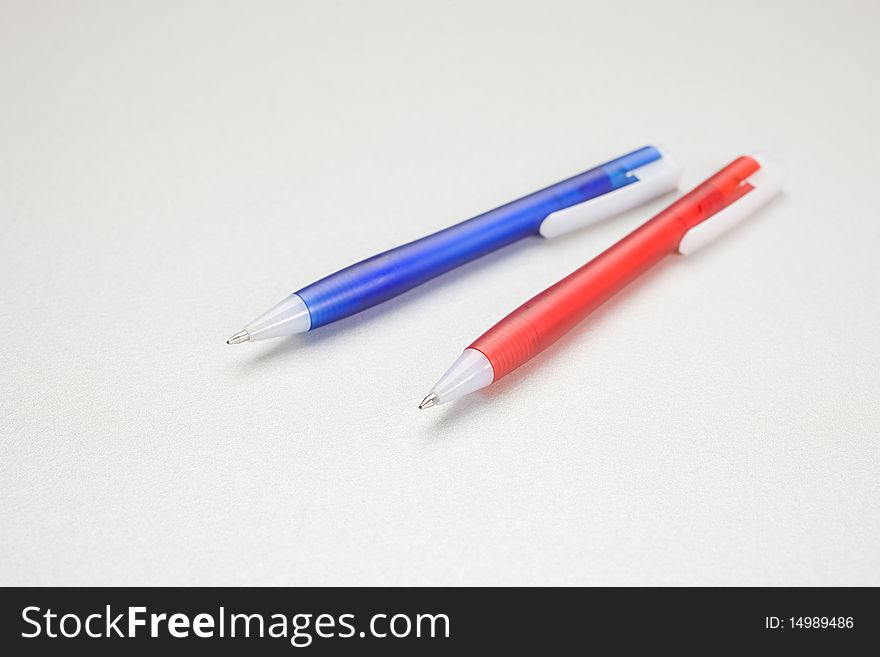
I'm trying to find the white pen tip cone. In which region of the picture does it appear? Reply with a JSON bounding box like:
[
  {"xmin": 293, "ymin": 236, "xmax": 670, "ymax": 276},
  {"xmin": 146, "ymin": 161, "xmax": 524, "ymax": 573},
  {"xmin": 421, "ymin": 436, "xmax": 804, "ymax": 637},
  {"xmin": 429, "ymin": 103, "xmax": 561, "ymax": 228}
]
[
  {"xmin": 423, "ymin": 349, "xmax": 494, "ymax": 407},
  {"xmin": 241, "ymin": 293, "xmax": 311, "ymax": 341}
]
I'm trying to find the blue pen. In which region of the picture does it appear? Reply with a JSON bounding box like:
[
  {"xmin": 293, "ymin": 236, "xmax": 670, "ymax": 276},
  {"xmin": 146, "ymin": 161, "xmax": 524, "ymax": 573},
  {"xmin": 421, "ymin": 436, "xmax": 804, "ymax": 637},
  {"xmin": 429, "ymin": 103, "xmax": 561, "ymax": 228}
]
[{"xmin": 227, "ymin": 145, "xmax": 680, "ymax": 344}]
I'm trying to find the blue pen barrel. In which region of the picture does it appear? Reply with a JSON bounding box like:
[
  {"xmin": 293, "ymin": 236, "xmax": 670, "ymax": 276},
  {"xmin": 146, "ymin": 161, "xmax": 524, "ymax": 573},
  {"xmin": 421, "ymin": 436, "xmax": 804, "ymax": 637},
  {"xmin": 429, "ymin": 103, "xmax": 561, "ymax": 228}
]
[{"xmin": 296, "ymin": 146, "xmax": 661, "ymax": 328}]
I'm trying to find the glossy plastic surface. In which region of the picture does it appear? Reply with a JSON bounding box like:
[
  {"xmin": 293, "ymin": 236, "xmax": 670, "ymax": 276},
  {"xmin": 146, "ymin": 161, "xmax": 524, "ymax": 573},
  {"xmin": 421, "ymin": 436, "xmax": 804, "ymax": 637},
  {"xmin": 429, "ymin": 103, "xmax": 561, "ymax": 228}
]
[
  {"xmin": 296, "ymin": 146, "xmax": 663, "ymax": 328},
  {"xmin": 470, "ymin": 156, "xmax": 762, "ymax": 380}
]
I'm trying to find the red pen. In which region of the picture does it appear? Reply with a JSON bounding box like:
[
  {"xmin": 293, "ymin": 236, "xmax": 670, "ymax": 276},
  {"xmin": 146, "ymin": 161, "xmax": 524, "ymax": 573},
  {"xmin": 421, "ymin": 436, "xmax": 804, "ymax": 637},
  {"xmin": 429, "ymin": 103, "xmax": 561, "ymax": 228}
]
[{"xmin": 419, "ymin": 154, "xmax": 784, "ymax": 408}]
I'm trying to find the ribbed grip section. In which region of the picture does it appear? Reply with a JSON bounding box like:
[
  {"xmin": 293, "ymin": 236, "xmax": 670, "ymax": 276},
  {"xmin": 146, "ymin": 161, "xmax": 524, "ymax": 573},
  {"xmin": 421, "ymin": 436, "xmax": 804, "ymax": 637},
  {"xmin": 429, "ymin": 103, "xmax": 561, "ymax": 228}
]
[
  {"xmin": 296, "ymin": 210, "xmax": 545, "ymax": 328},
  {"xmin": 470, "ymin": 315, "xmax": 540, "ymax": 381}
]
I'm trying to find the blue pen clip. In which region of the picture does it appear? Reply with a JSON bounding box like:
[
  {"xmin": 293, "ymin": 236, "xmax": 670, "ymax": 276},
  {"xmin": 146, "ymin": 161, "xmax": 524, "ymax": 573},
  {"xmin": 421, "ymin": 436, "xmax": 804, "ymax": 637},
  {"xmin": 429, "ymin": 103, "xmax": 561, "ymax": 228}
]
[{"xmin": 539, "ymin": 146, "xmax": 681, "ymax": 238}]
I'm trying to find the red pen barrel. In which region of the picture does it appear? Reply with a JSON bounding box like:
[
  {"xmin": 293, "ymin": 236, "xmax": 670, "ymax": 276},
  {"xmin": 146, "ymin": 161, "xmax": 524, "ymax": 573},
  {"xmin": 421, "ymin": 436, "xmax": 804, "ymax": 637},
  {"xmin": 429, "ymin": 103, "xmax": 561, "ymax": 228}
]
[
  {"xmin": 469, "ymin": 156, "xmax": 761, "ymax": 381},
  {"xmin": 468, "ymin": 211, "xmax": 683, "ymax": 380}
]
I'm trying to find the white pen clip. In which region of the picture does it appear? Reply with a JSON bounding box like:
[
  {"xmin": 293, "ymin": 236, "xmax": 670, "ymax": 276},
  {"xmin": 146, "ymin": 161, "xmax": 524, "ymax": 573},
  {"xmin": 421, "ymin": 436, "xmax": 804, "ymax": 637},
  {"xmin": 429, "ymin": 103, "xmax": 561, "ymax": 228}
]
[
  {"xmin": 678, "ymin": 154, "xmax": 784, "ymax": 255},
  {"xmin": 539, "ymin": 147, "xmax": 682, "ymax": 239}
]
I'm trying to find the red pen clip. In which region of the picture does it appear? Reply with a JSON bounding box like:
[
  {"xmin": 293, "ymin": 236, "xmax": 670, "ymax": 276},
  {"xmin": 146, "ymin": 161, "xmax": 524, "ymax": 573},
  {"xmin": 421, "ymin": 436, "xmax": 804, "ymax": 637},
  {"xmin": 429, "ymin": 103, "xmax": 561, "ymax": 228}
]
[{"xmin": 675, "ymin": 154, "xmax": 784, "ymax": 254}]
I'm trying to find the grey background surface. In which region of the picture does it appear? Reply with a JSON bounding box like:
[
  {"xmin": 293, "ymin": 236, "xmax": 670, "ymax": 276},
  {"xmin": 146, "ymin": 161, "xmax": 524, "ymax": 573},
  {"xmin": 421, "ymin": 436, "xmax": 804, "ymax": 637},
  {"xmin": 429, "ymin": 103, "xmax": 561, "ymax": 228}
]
[{"xmin": 1, "ymin": 0, "xmax": 878, "ymax": 586}]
